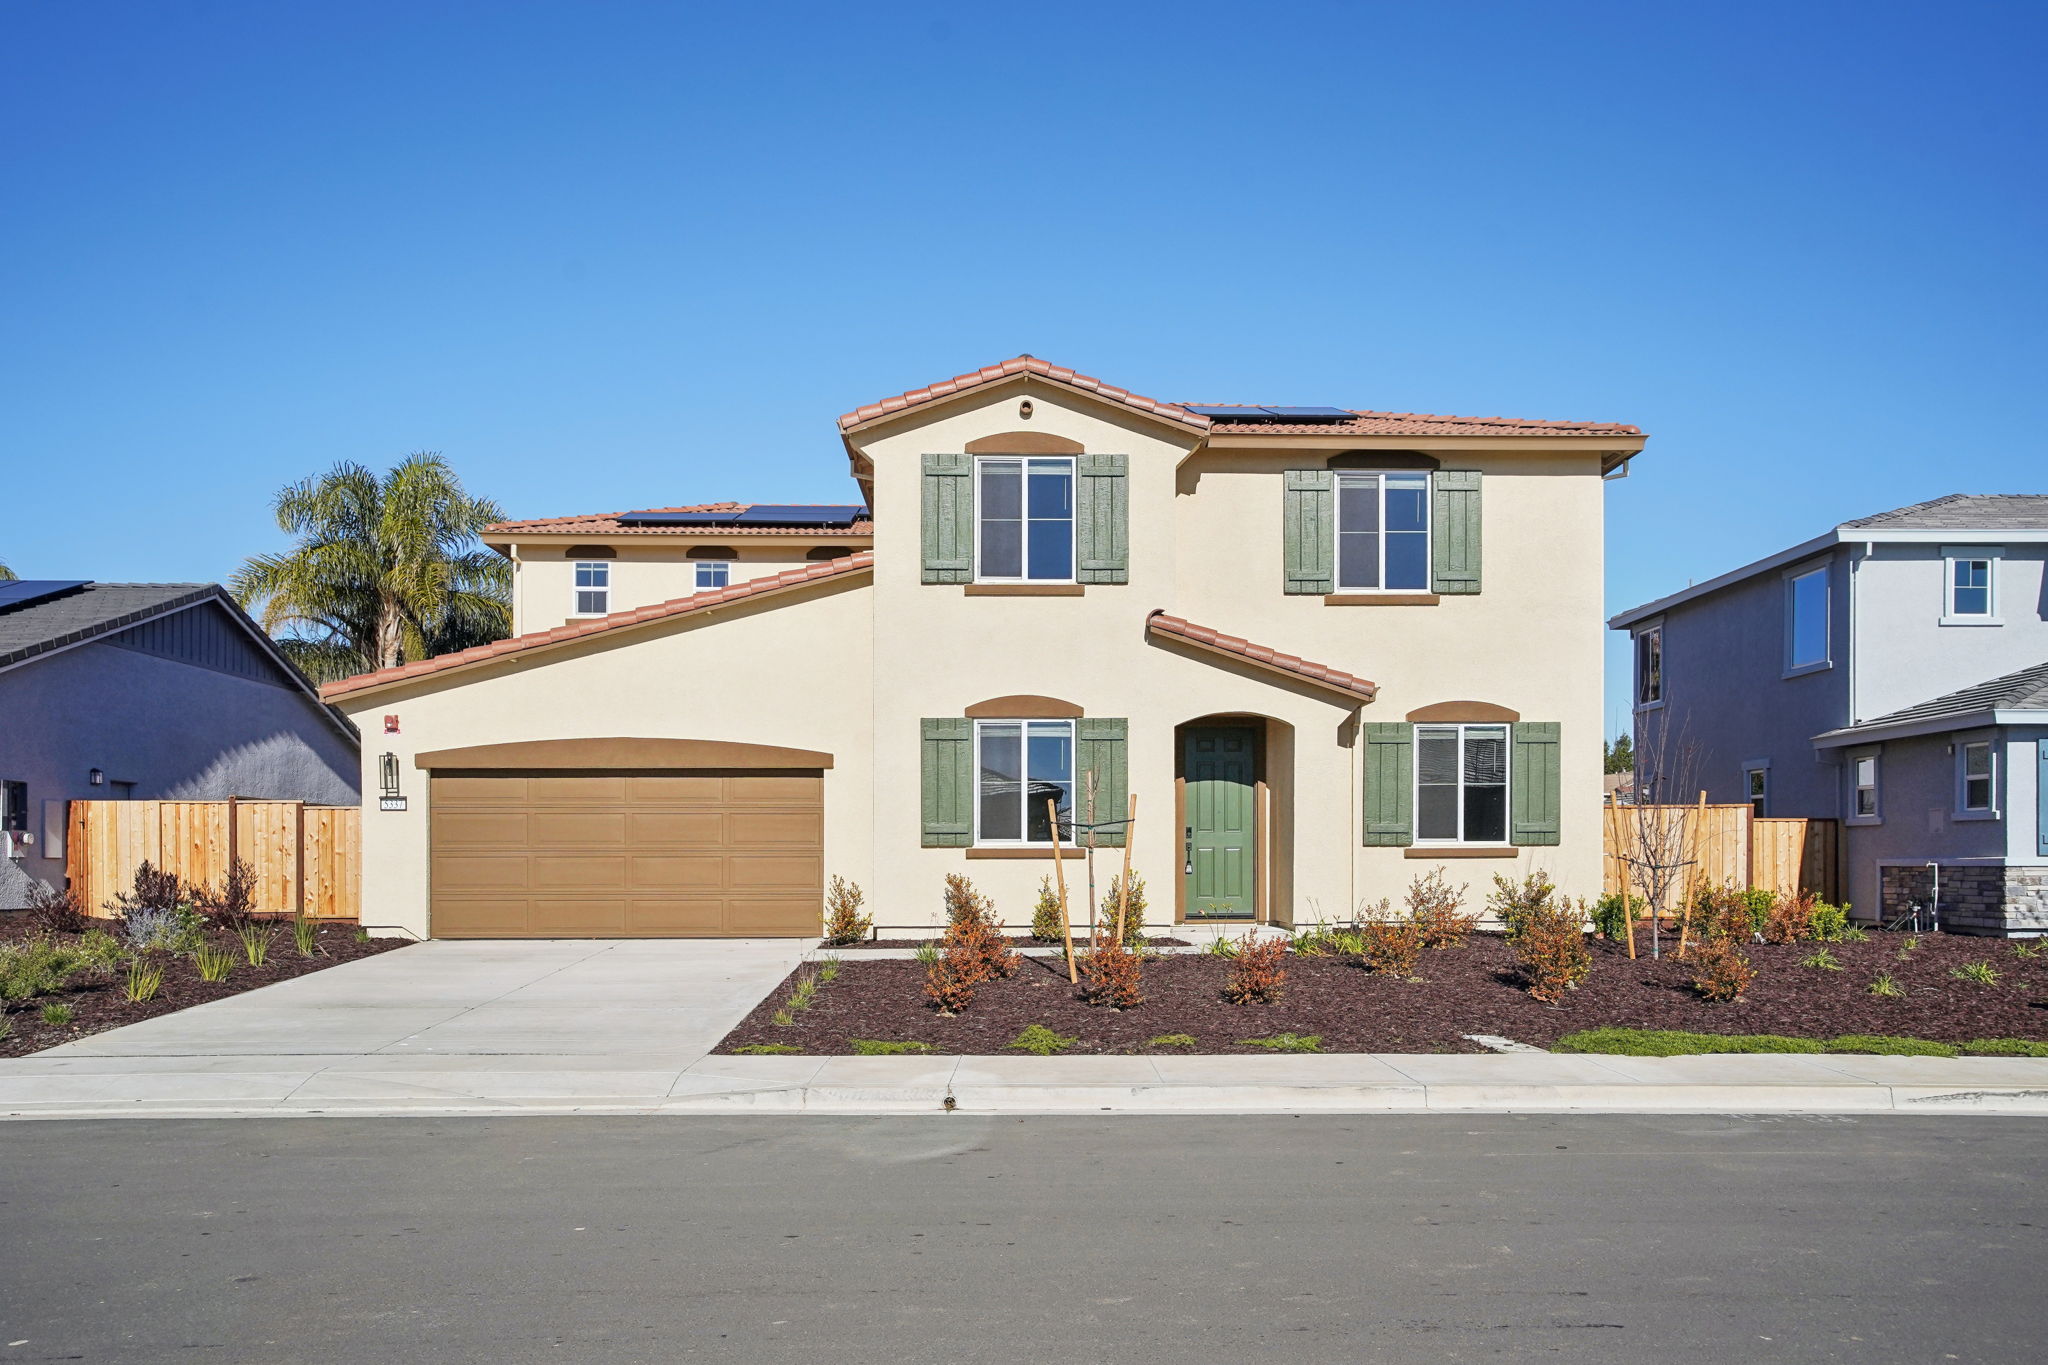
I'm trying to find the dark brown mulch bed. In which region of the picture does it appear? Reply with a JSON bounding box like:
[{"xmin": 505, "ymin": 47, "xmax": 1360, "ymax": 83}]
[
  {"xmin": 831, "ymin": 936, "xmax": 1190, "ymax": 949},
  {"xmin": 0, "ymin": 915, "xmax": 409, "ymax": 1058},
  {"xmin": 719, "ymin": 932, "xmax": 2048, "ymax": 1055}
]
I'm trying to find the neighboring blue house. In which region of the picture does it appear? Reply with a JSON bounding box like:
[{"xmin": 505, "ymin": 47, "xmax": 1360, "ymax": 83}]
[
  {"xmin": 1609, "ymin": 495, "xmax": 2048, "ymax": 935},
  {"xmin": 0, "ymin": 580, "xmax": 360, "ymax": 909}
]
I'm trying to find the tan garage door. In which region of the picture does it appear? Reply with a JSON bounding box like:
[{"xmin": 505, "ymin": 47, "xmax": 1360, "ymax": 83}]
[{"xmin": 429, "ymin": 769, "xmax": 823, "ymax": 938}]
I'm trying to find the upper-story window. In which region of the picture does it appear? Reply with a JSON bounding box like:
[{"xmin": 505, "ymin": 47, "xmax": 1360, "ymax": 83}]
[
  {"xmin": 695, "ymin": 561, "xmax": 729, "ymax": 590},
  {"xmin": 976, "ymin": 456, "xmax": 1074, "ymax": 582},
  {"xmin": 573, "ymin": 562, "xmax": 610, "ymax": 616},
  {"xmin": 1958, "ymin": 740, "xmax": 1996, "ymax": 815},
  {"xmin": 1943, "ymin": 546, "xmax": 2001, "ymax": 624},
  {"xmin": 1786, "ymin": 565, "xmax": 1829, "ymax": 671},
  {"xmin": 974, "ymin": 719, "xmax": 1074, "ymax": 844},
  {"xmin": 1634, "ymin": 625, "xmax": 1663, "ymax": 707},
  {"xmin": 1335, "ymin": 472, "xmax": 1431, "ymax": 592},
  {"xmin": 1414, "ymin": 723, "xmax": 1508, "ymax": 845}
]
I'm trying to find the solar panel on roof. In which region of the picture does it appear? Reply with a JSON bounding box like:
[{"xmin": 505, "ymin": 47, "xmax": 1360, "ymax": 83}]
[
  {"xmin": 1260, "ymin": 406, "xmax": 1354, "ymax": 418},
  {"xmin": 732, "ymin": 505, "xmax": 867, "ymax": 527},
  {"xmin": 617, "ymin": 510, "xmax": 742, "ymax": 526},
  {"xmin": 1182, "ymin": 405, "xmax": 1269, "ymax": 417},
  {"xmin": 0, "ymin": 579, "xmax": 91, "ymax": 614},
  {"xmin": 1182, "ymin": 405, "xmax": 1355, "ymax": 421}
]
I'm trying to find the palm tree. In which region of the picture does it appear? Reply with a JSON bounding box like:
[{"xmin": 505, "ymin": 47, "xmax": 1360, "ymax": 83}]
[
  {"xmin": 0, "ymin": 556, "xmax": 16, "ymax": 582},
  {"xmin": 233, "ymin": 453, "xmax": 511, "ymax": 682}
]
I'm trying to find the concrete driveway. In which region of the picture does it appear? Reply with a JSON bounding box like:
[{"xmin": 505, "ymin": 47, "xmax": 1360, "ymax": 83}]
[{"xmin": 0, "ymin": 939, "xmax": 810, "ymax": 1115}]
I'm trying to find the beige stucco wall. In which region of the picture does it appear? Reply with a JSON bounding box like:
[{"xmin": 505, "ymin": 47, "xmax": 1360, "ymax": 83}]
[
  {"xmin": 337, "ymin": 575, "xmax": 873, "ymax": 939},
  {"xmin": 508, "ymin": 540, "xmax": 846, "ymax": 634}
]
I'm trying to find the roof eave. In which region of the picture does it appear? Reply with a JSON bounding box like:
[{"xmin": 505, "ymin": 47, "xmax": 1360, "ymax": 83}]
[
  {"xmin": 1609, "ymin": 531, "xmax": 1840, "ymax": 630},
  {"xmin": 1811, "ymin": 708, "xmax": 2042, "ymax": 749},
  {"xmin": 837, "ymin": 369, "xmax": 1210, "ymax": 442}
]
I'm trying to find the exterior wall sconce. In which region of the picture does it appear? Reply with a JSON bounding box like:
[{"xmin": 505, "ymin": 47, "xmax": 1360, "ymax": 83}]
[
  {"xmin": 88, "ymin": 768, "xmax": 104, "ymax": 786},
  {"xmin": 378, "ymin": 753, "xmax": 406, "ymax": 811}
]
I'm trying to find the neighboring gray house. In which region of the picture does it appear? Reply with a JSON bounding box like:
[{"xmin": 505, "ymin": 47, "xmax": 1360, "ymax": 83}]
[
  {"xmin": 1609, "ymin": 495, "xmax": 2048, "ymax": 934},
  {"xmin": 0, "ymin": 581, "xmax": 360, "ymax": 909}
]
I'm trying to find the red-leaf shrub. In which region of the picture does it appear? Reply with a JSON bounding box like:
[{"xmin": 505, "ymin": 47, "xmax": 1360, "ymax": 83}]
[
  {"xmin": 24, "ymin": 883, "xmax": 88, "ymax": 935},
  {"xmin": 822, "ymin": 875, "xmax": 873, "ymax": 946},
  {"xmin": 1080, "ymin": 938, "xmax": 1144, "ymax": 1008},
  {"xmin": 1223, "ymin": 934, "xmax": 1288, "ymax": 1004},
  {"xmin": 1690, "ymin": 937, "xmax": 1754, "ymax": 1002},
  {"xmin": 1357, "ymin": 902, "xmax": 1424, "ymax": 978},
  {"xmin": 1487, "ymin": 871, "xmax": 1559, "ymax": 941},
  {"xmin": 941, "ymin": 873, "xmax": 1015, "ymax": 979},
  {"xmin": 1406, "ymin": 869, "xmax": 1478, "ymax": 949},
  {"xmin": 1513, "ymin": 895, "xmax": 1592, "ymax": 1004},
  {"xmin": 196, "ymin": 858, "xmax": 261, "ymax": 934}
]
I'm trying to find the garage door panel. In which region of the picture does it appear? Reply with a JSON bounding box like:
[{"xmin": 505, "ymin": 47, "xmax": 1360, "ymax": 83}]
[{"xmin": 430, "ymin": 769, "xmax": 822, "ymax": 938}]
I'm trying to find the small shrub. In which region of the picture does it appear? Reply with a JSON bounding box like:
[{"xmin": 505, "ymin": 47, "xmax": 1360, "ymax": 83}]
[
  {"xmin": 1488, "ymin": 871, "xmax": 1558, "ymax": 941},
  {"xmin": 1007, "ymin": 1024, "xmax": 1079, "ymax": 1056},
  {"xmin": 1807, "ymin": 900, "xmax": 1852, "ymax": 942},
  {"xmin": 195, "ymin": 858, "xmax": 261, "ymax": 934},
  {"xmin": 0, "ymin": 939, "xmax": 86, "ymax": 1001},
  {"xmin": 1554, "ymin": 1028, "xmax": 1822, "ymax": 1056},
  {"xmin": 39, "ymin": 1002, "xmax": 75, "ymax": 1026},
  {"xmin": 1840, "ymin": 925, "xmax": 1868, "ymax": 942},
  {"xmin": 23, "ymin": 883, "xmax": 88, "ymax": 935},
  {"xmin": 1223, "ymin": 934, "xmax": 1287, "ymax": 1004},
  {"xmin": 1801, "ymin": 947, "xmax": 1843, "ymax": 971},
  {"xmin": 194, "ymin": 945, "xmax": 236, "ymax": 982},
  {"xmin": 1291, "ymin": 921, "xmax": 1336, "ymax": 956},
  {"xmin": 1762, "ymin": 891, "xmax": 1813, "ymax": 945},
  {"xmin": 124, "ymin": 957, "xmax": 165, "ymax": 1003},
  {"xmin": 1825, "ymin": 1034, "xmax": 1957, "ymax": 1057},
  {"xmin": 1953, "ymin": 961, "xmax": 2000, "ymax": 985},
  {"xmin": 1079, "ymin": 939, "xmax": 1145, "ymax": 1009},
  {"xmin": 237, "ymin": 921, "xmax": 274, "ymax": 967},
  {"xmin": 353, "ymin": 927, "xmax": 370, "ymax": 944},
  {"xmin": 1868, "ymin": 972, "xmax": 1904, "ymax": 998},
  {"xmin": 1694, "ymin": 885, "xmax": 1760, "ymax": 943},
  {"xmin": 1965, "ymin": 1038, "xmax": 2048, "ymax": 1057},
  {"xmin": 1513, "ymin": 896, "xmax": 1592, "ymax": 1003},
  {"xmin": 926, "ymin": 876, "xmax": 1013, "ymax": 1012},
  {"xmin": 1735, "ymin": 887, "xmax": 1778, "ymax": 936},
  {"xmin": 850, "ymin": 1039, "xmax": 933, "ymax": 1056},
  {"xmin": 1239, "ymin": 1033, "xmax": 1322, "ymax": 1053},
  {"xmin": 1204, "ymin": 934, "xmax": 1240, "ymax": 958},
  {"xmin": 1096, "ymin": 873, "xmax": 1149, "ymax": 948},
  {"xmin": 1689, "ymin": 937, "xmax": 1754, "ymax": 1003},
  {"xmin": 1030, "ymin": 876, "xmax": 1065, "ymax": 943},
  {"xmin": 75, "ymin": 929, "xmax": 123, "ymax": 973},
  {"xmin": 822, "ymin": 875, "xmax": 873, "ymax": 946},
  {"xmin": 1591, "ymin": 892, "xmax": 1642, "ymax": 941},
  {"xmin": 732, "ymin": 1043, "xmax": 801, "ymax": 1055},
  {"xmin": 291, "ymin": 913, "xmax": 321, "ymax": 958},
  {"xmin": 108, "ymin": 860, "xmax": 184, "ymax": 918},
  {"xmin": 120, "ymin": 903, "xmax": 203, "ymax": 956},
  {"xmin": 1357, "ymin": 904, "xmax": 1424, "ymax": 979},
  {"xmin": 1407, "ymin": 868, "xmax": 1477, "ymax": 949},
  {"xmin": 1145, "ymin": 1033, "xmax": 1198, "ymax": 1049}
]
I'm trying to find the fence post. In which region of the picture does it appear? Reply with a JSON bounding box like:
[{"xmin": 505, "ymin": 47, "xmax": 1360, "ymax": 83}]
[{"xmin": 294, "ymin": 802, "xmax": 307, "ymax": 917}]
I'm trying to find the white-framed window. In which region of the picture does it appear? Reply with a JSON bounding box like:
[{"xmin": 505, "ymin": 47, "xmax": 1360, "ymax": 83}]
[
  {"xmin": 1958, "ymin": 740, "xmax": 1996, "ymax": 815},
  {"xmin": 572, "ymin": 562, "xmax": 610, "ymax": 615},
  {"xmin": 695, "ymin": 561, "xmax": 729, "ymax": 590},
  {"xmin": 1414, "ymin": 724, "xmax": 1509, "ymax": 845},
  {"xmin": 1786, "ymin": 565, "xmax": 1829, "ymax": 671},
  {"xmin": 973, "ymin": 719, "xmax": 1075, "ymax": 844},
  {"xmin": 1335, "ymin": 471, "xmax": 1431, "ymax": 592},
  {"xmin": 1634, "ymin": 625, "xmax": 1663, "ymax": 707},
  {"xmin": 1942, "ymin": 546, "xmax": 2002, "ymax": 624},
  {"xmin": 1744, "ymin": 765, "xmax": 1769, "ymax": 818},
  {"xmin": 976, "ymin": 456, "xmax": 1074, "ymax": 582},
  {"xmin": 1852, "ymin": 754, "xmax": 1880, "ymax": 820}
]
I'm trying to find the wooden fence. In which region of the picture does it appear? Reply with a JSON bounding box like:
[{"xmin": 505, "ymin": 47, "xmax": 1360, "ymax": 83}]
[
  {"xmin": 1603, "ymin": 802, "xmax": 1838, "ymax": 903},
  {"xmin": 66, "ymin": 800, "xmax": 361, "ymax": 920}
]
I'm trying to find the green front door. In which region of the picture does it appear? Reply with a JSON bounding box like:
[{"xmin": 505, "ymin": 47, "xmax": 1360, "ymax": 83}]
[{"xmin": 1183, "ymin": 726, "xmax": 1257, "ymax": 920}]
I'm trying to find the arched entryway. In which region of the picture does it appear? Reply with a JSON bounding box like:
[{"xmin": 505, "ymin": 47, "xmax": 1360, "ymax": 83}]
[{"xmin": 1174, "ymin": 714, "xmax": 1294, "ymax": 926}]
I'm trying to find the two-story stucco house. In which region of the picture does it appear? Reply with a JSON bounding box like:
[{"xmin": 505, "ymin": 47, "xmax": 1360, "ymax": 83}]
[
  {"xmin": 322, "ymin": 356, "xmax": 1645, "ymax": 939},
  {"xmin": 1610, "ymin": 495, "xmax": 2048, "ymax": 934}
]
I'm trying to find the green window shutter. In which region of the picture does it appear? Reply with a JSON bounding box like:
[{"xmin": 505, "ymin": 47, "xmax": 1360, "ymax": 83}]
[
  {"xmin": 920, "ymin": 717, "xmax": 972, "ymax": 846},
  {"xmin": 1075, "ymin": 453, "xmax": 1129, "ymax": 584},
  {"xmin": 1432, "ymin": 470, "xmax": 1482, "ymax": 595},
  {"xmin": 1076, "ymin": 717, "xmax": 1129, "ymax": 847},
  {"xmin": 1511, "ymin": 721, "xmax": 1561, "ymax": 846},
  {"xmin": 921, "ymin": 454, "xmax": 973, "ymax": 584},
  {"xmin": 1283, "ymin": 469, "xmax": 1335, "ymax": 595},
  {"xmin": 1362, "ymin": 722, "xmax": 1414, "ymax": 846}
]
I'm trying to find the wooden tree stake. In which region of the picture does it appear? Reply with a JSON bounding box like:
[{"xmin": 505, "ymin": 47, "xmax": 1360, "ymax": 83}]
[
  {"xmin": 1112, "ymin": 793, "xmax": 1138, "ymax": 944},
  {"xmin": 1047, "ymin": 797, "xmax": 1078, "ymax": 984},
  {"xmin": 1676, "ymin": 789, "xmax": 1707, "ymax": 958}
]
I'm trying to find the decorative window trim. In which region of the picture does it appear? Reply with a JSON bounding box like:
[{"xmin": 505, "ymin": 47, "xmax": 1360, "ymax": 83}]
[
  {"xmin": 1848, "ymin": 751, "xmax": 1882, "ymax": 825},
  {"xmin": 1783, "ymin": 564, "xmax": 1832, "ymax": 676},
  {"xmin": 1940, "ymin": 545, "xmax": 2003, "ymax": 626},
  {"xmin": 1955, "ymin": 738, "xmax": 1999, "ymax": 819},
  {"xmin": 973, "ymin": 455, "xmax": 1077, "ymax": 585},
  {"xmin": 571, "ymin": 561, "xmax": 611, "ymax": 617},
  {"xmin": 1411, "ymin": 722, "xmax": 1512, "ymax": 847},
  {"xmin": 1633, "ymin": 623, "xmax": 1665, "ymax": 710},
  {"xmin": 971, "ymin": 718, "xmax": 1076, "ymax": 847},
  {"xmin": 1331, "ymin": 470, "xmax": 1433, "ymax": 595}
]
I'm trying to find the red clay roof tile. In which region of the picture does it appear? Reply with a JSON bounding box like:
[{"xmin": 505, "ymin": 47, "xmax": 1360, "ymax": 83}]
[
  {"xmin": 486, "ymin": 502, "xmax": 875, "ymax": 538},
  {"xmin": 838, "ymin": 355, "xmax": 1210, "ymax": 432},
  {"xmin": 1146, "ymin": 610, "xmax": 1378, "ymax": 701}
]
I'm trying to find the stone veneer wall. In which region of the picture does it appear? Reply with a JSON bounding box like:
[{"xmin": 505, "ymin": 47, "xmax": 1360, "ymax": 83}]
[{"xmin": 1881, "ymin": 863, "xmax": 2048, "ymax": 936}]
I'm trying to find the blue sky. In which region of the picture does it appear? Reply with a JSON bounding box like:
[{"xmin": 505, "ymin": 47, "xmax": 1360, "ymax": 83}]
[{"xmin": 5, "ymin": 0, "xmax": 2043, "ymax": 731}]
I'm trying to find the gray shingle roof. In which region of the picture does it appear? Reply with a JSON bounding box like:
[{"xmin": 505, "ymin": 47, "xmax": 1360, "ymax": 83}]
[
  {"xmin": 1841, "ymin": 494, "xmax": 2048, "ymax": 531},
  {"xmin": 1842, "ymin": 659, "xmax": 2048, "ymax": 735},
  {"xmin": 0, "ymin": 582, "xmax": 223, "ymax": 670}
]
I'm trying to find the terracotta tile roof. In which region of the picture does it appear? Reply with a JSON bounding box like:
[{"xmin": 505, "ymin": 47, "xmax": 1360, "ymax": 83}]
[
  {"xmin": 320, "ymin": 551, "xmax": 875, "ymax": 700},
  {"xmin": 838, "ymin": 355, "xmax": 1210, "ymax": 432},
  {"xmin": 1146, "ymin": 610, "xmax": 1378, "ymax": 702},
  {"xmin": 486, "ymin": 503, "xmax": 875, "ymax": 538},
  {"xmin": 1190, "ymin": 406, "xmax": 1642, "ymax": 438}
]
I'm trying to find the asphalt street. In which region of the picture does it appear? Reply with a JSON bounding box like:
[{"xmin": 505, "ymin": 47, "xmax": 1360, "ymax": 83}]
[{"xmin": 1, "ymin": 1114, "xmax": 2041, "ymax": 1363}]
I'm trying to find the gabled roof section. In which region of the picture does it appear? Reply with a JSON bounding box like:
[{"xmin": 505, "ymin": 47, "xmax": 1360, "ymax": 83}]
[
  {"xmin": 1813, "ymin": 659, "xmax": 2048, "ymax": 746},
  {"xmin": 1146, "ymin": 610, "xmax": 1377, "ymax": 702},
  {"xmin": 487, "ymin": 502, "xmax": 875, "ymax": 538},
  {"xmin": 321, "ymin": 551, "xmax": 874, "ymax": 701},
  {"xmin": 1841, "ymin": 494, "xmax": 2048, "ymax": 531},
  {"xmin": 838, "ymin": 356, "xmax": 1210, "ymax": 434}
]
